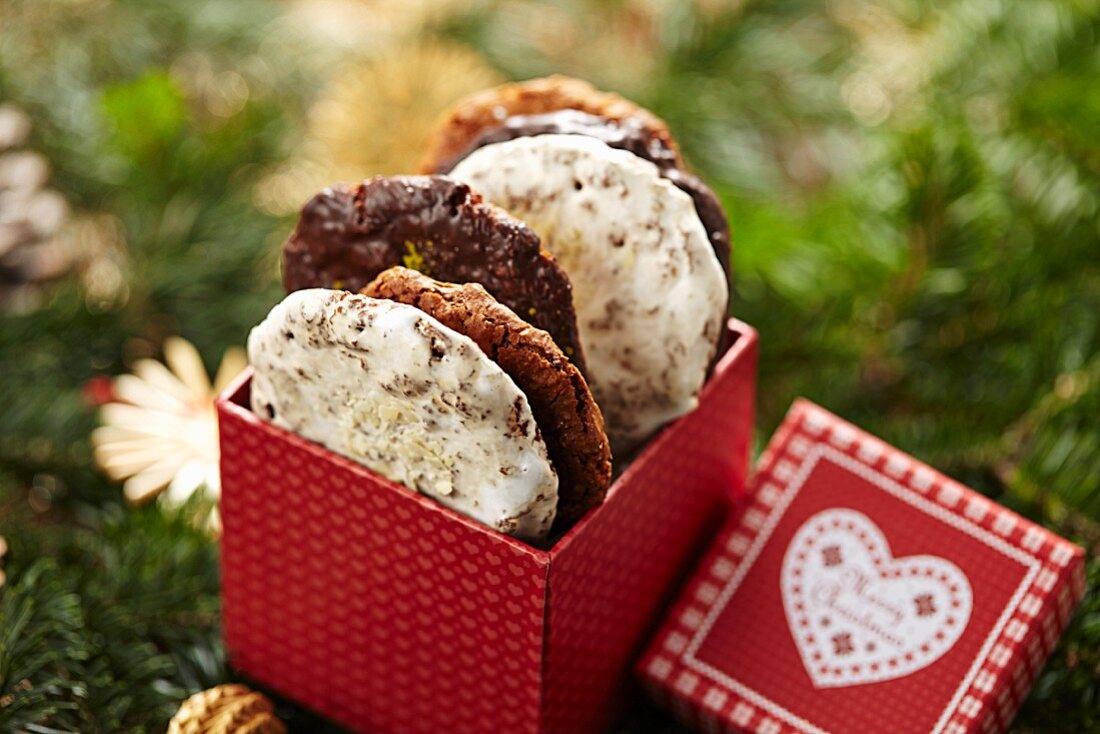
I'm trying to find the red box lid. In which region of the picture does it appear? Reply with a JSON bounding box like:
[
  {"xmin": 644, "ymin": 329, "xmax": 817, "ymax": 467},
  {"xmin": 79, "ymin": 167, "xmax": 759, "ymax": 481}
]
[{"xmin": 639, "ymin": 399, "xmax": 1086, "ymax": 734}]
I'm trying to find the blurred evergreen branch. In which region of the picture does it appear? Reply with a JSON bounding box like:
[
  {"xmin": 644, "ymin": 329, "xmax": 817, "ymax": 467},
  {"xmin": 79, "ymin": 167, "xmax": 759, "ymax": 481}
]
[
  {"xmin": 0, "ymin": 0, "xmax": 289, "ymax": 496},
  {"xmin": 0, "ymin": 503, "xmax": 223, "ymax": 733}
]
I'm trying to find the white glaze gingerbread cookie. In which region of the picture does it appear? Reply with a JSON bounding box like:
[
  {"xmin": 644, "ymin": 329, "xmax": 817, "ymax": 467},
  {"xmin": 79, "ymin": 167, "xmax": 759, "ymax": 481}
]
[
  {"xmin": 451, "ymin": 135, "xmax": 728, "ymax": 453},
  {"xmin": 247, "ymin": 288, "xmax": 558, "ymax": 541}
]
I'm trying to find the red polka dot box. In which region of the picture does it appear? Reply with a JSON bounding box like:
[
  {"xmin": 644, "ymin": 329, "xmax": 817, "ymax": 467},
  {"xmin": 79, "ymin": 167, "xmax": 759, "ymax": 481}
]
[
  {"xmin": 217, "ymin": 321, "xmax": 759, "ymax": 734},
  {"xmin": 639, "ymin": 399, "xmax": 1086, "ymax": 734}
]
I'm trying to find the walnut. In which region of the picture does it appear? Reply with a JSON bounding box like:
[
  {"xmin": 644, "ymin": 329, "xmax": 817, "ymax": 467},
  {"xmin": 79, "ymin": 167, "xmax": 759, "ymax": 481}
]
[{"xmin": 167, "ymin": 684, "xmax": 286, "ymax": 734}]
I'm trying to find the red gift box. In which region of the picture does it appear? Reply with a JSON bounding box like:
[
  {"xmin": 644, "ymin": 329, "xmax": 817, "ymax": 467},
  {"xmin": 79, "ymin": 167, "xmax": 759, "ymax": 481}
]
[
  {"xmin": 217, "ymin": 320, "xmax": 759, "ymax": 734},
  {"xmin": 639, "ymin": 399, "xmax": 1086, "ymax": 734}
]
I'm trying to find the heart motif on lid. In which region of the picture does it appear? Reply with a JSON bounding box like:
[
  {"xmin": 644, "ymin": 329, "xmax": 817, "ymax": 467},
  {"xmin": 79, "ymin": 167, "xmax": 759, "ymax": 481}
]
[{"xmin": 781, "ymin": 508, "xmax": 973, "ymax": 688}]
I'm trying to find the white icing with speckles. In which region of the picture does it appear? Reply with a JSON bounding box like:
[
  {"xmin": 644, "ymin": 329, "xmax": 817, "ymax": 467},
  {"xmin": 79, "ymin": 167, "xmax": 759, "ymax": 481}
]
[
  {"xmin": 247, "ymin": 289, "xmax": 558, "ymax": 541},
  {"xmin": 451, "ymin": 135, "xmax": 728, "ymax": 453}
]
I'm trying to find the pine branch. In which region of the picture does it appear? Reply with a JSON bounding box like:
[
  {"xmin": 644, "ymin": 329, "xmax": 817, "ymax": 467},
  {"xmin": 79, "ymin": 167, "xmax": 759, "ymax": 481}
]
[
  {"xmin": 0, "ymin": 561, "xmax": 87, "ymax": 731},
  {"xmin": 0, "ymin": 502, "xmax": 223, "ymax": 733}
]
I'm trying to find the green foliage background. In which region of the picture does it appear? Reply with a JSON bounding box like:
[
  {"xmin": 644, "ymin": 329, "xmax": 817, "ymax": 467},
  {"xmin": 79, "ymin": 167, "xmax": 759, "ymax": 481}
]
[{"xmin": 1, "ymin": 0, "xmax": 1097, "ymax": 731}]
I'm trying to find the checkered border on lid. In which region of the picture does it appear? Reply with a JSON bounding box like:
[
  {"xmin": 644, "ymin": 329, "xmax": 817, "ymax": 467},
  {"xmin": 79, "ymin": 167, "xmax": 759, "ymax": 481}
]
[{"xmin": 640, "ymin": 400, "xmax": 1086, "ymax": 734}]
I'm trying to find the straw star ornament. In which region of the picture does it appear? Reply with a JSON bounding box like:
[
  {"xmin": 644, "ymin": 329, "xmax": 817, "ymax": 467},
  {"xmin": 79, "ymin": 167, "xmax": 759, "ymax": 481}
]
[
  {"xmin": 253, "ymin": 40, "xmax": 503, "ymax": 216},
  {"xmin": 92, "ymin": 337, "xmax": 246, "ymax": 509}
]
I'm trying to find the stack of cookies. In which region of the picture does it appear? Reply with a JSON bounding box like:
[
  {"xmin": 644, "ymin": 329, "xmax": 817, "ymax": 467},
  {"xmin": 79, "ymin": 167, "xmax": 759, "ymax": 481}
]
[{"xmin": 248, "ymin": 76, "xmax": 731, "ymax": 544}]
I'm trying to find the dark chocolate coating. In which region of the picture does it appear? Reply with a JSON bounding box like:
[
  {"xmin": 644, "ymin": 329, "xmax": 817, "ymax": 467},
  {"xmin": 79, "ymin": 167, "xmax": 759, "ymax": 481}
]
[
  {"xmin": 435, "ymin": 110, "xmax": 731, "ymax": 278},
  {"xmin": 283, "ymin": 175, "xmax": 587, "ymax": 373}
]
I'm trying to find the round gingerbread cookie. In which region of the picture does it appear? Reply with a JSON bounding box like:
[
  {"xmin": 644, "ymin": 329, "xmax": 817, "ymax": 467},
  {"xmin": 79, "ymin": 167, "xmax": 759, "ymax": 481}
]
[
  {"xmin": 282, "ymin": 175, "xmax": 587, "ymax": 374},
  {"xmin": 432, "ymin": 109, "xmax": 731, "ymax": 279},
  {"xmin": 248, "ymin": 288, "xmax": 558, "ymax": 542},
  {"xmin": 420, "ymin": 75, "xmax": 682, "ymax": 175},
  {"xmin": 451, "ymin": 135, "xmax": 728, "ymax": 454},
  {"xmin": 364, "ymin": 266, "xmax": 611, "ymax": 527}
]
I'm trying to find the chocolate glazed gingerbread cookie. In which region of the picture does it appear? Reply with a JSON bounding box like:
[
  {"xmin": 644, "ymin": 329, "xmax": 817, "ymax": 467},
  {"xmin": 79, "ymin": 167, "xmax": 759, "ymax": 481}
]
[
  {"xmin": 364, "ymin": 267, "xmax": 612, "ymax": 527},
  {"xmin": 283, "ymin": 175, "xmax": 587, "ymax": 373},
  {"xmin": 420, "ymin": 75, "xmax": 682, "ymax": 174},
  {"xmin": 432, "ymin": 109, "xmax": 730, "ymax": 278}
]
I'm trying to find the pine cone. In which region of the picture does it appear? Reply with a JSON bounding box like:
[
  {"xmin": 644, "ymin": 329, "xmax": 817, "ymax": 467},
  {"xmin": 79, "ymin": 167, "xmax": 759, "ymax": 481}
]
[
  {"xmin": 167, "ymin": 684, "xmax": 286, "ymax": 734},
  {"xmin": 0, "ymin": 103, "xmax": 71, "ymax": 312},
  {"xmin": 0, "ymin": 535, "xmax": 7, "ymax": 588}
]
